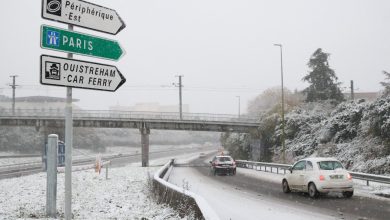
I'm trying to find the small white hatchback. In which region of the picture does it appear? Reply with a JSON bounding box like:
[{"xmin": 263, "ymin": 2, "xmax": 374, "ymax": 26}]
[{"xmin": 282, "ymin": 157, "xmax": 354, "ymax": 198}]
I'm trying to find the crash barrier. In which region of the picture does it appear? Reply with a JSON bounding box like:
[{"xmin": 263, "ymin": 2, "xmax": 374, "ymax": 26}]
[
  {"xmin": 236, "ymin": 160, "xmax": 390, "ymax": 186},
  {"xmin": 0, "ymin": 154, "xmax": 41, "ymax": 158},
  {"xmin": 153, "ymin": 159, "xmax": 220, "ymax": 220},
  {"xmin": 236, "ymin": 160, "xmax": 290, "ymax": 174}
]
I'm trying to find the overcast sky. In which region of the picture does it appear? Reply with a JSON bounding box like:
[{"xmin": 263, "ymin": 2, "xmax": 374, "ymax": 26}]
[{"xmin": 1, "ymin": 0, "xmax": 389, "ymax": 114}]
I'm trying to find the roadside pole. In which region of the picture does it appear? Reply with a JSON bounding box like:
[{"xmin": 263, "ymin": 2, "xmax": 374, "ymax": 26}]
[
  {"xmin": 46, "ymin": 134, "xmax": 58, "ymax": 217},
  {"xmin": 64, "ymin": 24, "xmax": 73, "ymax": 220}
]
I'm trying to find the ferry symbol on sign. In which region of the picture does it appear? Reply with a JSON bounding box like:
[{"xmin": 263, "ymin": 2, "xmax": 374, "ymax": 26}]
[
  {"xmin": 46, "ymin": 30, "xmax": 60, "ymax": 47},
  {"xmin": 45, "ymin": 61, "xmax": 61, "ymax": 80}
]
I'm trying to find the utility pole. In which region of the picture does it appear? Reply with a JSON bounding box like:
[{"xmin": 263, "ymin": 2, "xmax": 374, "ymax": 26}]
[
  {"xmin": 8, "ymin": 75, "xmax": 18, "ymax": 114},
  {"xmin": 236, "ymin": 96, "xmax": 241, "ymax": 118},
  {"xmin": 174, "ymin": 75, "xmax": 184, "ymax": 120},
  {"xmin": 274, "ymin": 44, "xmax": 286, "ymax": 163},
  {"xmin": 350, "ymin": 80, "xmax": 354, "ymax": 100}
]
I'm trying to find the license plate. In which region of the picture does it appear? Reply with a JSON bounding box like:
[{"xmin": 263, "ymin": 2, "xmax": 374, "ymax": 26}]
[{"xmin": 330, "ymin": 175, "xmax": 343, "ymax": 179}]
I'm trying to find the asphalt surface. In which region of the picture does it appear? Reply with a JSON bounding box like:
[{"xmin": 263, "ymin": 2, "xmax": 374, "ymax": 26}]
[
  {"xmin": 109, "ymin": 146, "xmax": 213, "ymax": 167},
  {"xmin": 191, "ymin": 156, "xmax": 390, "ymax": 220},
  {"xmin": 0, "ymin": 146, "xmax": 212, "ymax": 179}
]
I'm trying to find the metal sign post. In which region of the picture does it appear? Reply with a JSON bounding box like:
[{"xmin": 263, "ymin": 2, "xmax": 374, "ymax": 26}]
[{"xmin": 64, "ymin": 24, "xmax": 73, "ymax": 220}]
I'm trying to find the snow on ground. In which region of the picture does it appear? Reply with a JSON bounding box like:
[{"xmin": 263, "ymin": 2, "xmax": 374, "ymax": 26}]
[
  {"xmin": 168, "ymin": 167, "xmax": 333, "ymax": 220},
  {"xmin": 148, "ymin": 150, "xmax": 217, "ymax": 167},
  {"xmin": 0, "ymin": 144, "xmax": 205, "ymax": 167},
  {"xmin": 168, "ymin": 155, "xmax": 390, "ymax": 220},
  {"xmin": 0, "ymin": 160, "xmax": 192, "ymax": 219}
]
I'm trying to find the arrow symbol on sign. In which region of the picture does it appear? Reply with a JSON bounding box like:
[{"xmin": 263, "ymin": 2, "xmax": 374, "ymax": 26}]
[
  {"xmin": 42, "ymin": 0, "xmax": 126, "ymax": 35},
  {"xmin": 41, "ymin": 25, "xmax": 126, "ymax": 61},
  {"xmin": 40, "ymin": 55, "xmax": 126, "ymax": 92}
]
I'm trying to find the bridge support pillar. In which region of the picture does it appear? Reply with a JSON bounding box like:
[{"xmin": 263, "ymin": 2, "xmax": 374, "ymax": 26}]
[{"xmin": 139, "ymin": 123, "xmax": 150, "ymax": 167}]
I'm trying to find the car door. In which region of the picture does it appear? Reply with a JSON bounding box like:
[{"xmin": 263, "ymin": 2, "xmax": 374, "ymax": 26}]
[
  {"xmin": 303, "ymin": 160, "xmax": 314, "ymax": 191},
  {"xmin": 289, "ymin": 160, "xmax": 306, "ymax": 191}
]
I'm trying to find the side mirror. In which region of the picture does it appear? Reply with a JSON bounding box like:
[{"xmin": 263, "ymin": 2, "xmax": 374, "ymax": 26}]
[
  {"xmin": 288, "ymin": 167, "xmax": 293, "ymax": 173},
  {"xmin": 209, "ymin": 161, "xmax": 212, "ymax": 164}
]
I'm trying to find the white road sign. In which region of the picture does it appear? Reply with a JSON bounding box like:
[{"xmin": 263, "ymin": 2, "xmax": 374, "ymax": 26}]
[
  {"xmin": 42, "ymin": 0, "xmax": 126, "ymax": 35},
  {"xmin": 40, "ymin": 55, "xmax": 126, "ymax": 91}
]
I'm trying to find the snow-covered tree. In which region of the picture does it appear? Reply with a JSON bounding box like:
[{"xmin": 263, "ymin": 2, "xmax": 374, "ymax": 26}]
[
  {"xmin": 247, "ymin": 87, "xmax": 304, "ymax": 116},
  {"xmin": 380, "ymin": 70, "xmax": 390, "ymax": 96},
  {"xmin": 302, "ymin": 48, "xmax": 344, "ymax": 102}
]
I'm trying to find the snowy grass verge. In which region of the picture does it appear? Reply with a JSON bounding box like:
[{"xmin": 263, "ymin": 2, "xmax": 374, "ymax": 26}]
[
  {"xmin": 0, "ymin": 163, "xmax": 184, "ymax": 219},
  {"xmin": 152, "ymin": 159, "xmax": 220, "ymax": 220}
]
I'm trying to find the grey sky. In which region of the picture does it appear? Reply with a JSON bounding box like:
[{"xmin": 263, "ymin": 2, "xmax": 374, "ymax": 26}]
[{"xmin": 1, "ymin": 0, "xmax": 389, "ymax": 114}]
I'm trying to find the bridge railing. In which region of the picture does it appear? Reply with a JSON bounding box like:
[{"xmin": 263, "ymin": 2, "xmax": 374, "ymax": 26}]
[
  {"xmin": 0, "ymin": 108, "xmax": 259, "ymax": 124},
  {"xmin": 236, "ymin": 160, "xmax": 390, "ymax": 186}
]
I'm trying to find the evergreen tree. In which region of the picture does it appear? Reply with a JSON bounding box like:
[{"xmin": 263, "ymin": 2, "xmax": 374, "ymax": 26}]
[
  {"xmin": 380, "ymin": 70, "xmax": 390, "ymax": 96},
  {"xmin": 302, "ymin": 48, "xmax": 344, "ymax": 102}
]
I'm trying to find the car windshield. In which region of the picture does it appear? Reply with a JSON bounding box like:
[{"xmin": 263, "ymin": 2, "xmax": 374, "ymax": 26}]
[
  {"xmin": 218, "ymin": 157, "xmax": 232, "ymax": 162},
  {"xmin": 317, "ymin": 161, "xmax": 344, "ymax": 170}
]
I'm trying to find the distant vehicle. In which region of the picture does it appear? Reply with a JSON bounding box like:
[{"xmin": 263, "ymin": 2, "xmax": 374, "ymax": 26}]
[
  {"xmin": 199, "ymin": 152, "xmax": 206, "ymax": 158},
  {"xmin": 282, "ymin": 157, "xmax": 354, "ymax": 198},
  {"xmin": 210, "ymin": 155, "xmax": 236, "ymax": 176}
]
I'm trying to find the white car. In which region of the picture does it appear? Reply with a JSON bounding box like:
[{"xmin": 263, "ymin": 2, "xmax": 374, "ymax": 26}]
[{"xmin": 282, "ymin": 157, "xmax": 354, "ymax": 198}]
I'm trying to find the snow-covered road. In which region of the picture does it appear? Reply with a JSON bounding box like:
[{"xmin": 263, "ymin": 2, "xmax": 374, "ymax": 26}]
[
  {"xmin": 168, "ymin": 156, "xmax": 390, "ymax": 220},
  {"xmin": 168, "ymin": 166, "xmax": 333, "ymax": 220}
]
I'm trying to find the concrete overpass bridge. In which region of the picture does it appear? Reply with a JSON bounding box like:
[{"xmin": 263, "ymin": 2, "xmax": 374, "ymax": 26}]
[{"xmin": 0, "ymin": 109, "xmax": 260, "ymax": 166}]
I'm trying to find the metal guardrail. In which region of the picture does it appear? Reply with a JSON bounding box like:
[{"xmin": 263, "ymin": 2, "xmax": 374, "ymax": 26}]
[
  {"xmin": 236, "ymin": 160, "xmax": 291, "ymax": 174},
  {"xmin": 154, "ymin": 159, "xmax": 220, "ymax": 220},
  {"xmin": 0, "ymin": 108, "xmax": 259, "ymax": 124},
  {"xmin": 236, "ymin": 160, "xmax": 390, "ymax": 186},
  {"xmin": 350, "ymin": 171, "xmax": 390, "ymax": 186}
]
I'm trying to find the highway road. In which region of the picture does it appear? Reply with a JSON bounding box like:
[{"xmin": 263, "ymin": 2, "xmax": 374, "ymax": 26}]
[
  {"xmin": 0, "ymin": 145, "xmax": 213, "ymax": 179},
  {"xmin": 169, "ymin": 155, "xmax": 390, "ymax": 220}
]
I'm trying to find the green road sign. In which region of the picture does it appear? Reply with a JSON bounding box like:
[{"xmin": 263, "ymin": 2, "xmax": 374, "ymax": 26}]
[{"xmin": 40, "ymin": 25, "xmax": 125, "ymax": 61}]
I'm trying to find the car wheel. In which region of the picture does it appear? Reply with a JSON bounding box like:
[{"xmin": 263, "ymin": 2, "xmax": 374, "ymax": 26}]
[
  {"xmin": 342, "ymin": 191, "xmax": 353, "ymax": 198},
  {"xmin": 282, "ymin": 180, "xmax": 291, "ymax": 193},
  {"xmin": 308, "ymin": 183, "xmax": 319, "ymax": 198}
]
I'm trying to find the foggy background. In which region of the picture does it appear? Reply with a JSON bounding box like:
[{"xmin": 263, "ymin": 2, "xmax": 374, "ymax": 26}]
[{"xmin": 1, "ymin": 0, "xmax": 389, "ymax": 114}]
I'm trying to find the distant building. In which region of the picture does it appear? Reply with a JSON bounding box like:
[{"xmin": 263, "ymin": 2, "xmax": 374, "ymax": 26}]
[
  {"xmin": 110, "ymin": 102, "xmax": 190, "ymax": 113},
  {"xmin": 343, "ymin": 92, "xmax": 379, "ymax": 101},
  {"xmin": 0, "ymin": 95, "xmax": 80, "ymax": 110}
]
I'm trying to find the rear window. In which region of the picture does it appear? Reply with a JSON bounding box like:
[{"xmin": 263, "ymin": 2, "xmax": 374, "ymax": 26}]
[
  {"xmin": 217, "ymin": 157, "xmax": 232, "ymax": 162},
  {"xmin": 317, "ymin": 161, "xmax": 343, "ymax": 170}
]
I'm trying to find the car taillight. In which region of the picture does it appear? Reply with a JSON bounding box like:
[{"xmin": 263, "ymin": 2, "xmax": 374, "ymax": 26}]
[
  {"xmin": 347, "ymin": 173, "xmax": 352, "ymax": 180},
  {"xmin": 319, "ymin": 175, "xmax": 325, "ymax": 181}
]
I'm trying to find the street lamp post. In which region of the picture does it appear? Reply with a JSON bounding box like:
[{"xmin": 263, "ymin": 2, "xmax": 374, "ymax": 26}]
[
  {"xmin": 236, "ymin": 96, "xmax": 241, "ymax": 118},
  {"xmin": 274, "ymin": 43, "xmax": 286, "ymax": 163}
]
